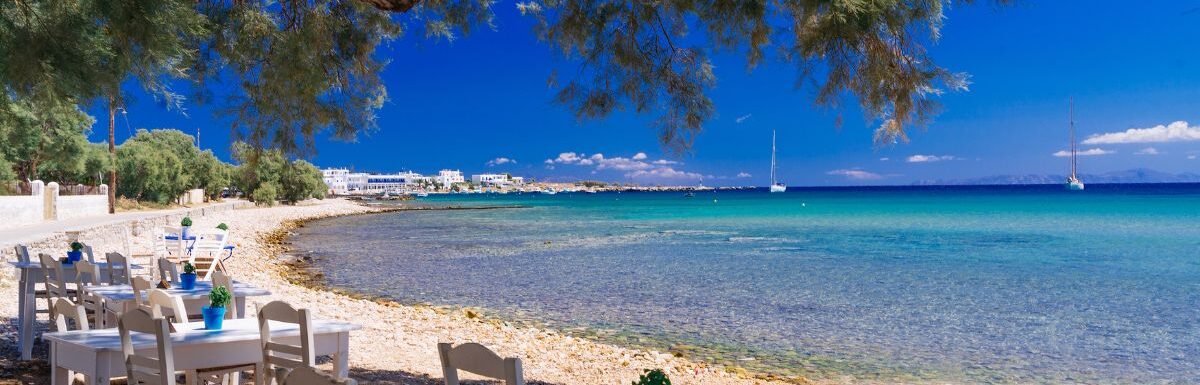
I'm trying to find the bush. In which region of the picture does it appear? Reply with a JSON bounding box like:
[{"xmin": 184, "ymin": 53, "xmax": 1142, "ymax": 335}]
[
  {"xmin": 632, "ymin": 369, "xmax": 670, "ymax": 385},
  {"xmin": 252, "ymin": 182, "xmax": 278, "ymax": 206}
]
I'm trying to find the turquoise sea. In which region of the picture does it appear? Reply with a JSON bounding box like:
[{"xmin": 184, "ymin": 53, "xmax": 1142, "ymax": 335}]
[{"xmin": 290, "ymin": 184, "xmax": 1200, "ymax": 384}]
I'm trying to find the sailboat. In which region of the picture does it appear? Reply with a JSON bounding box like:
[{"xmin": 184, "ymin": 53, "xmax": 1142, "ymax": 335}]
[
  {"xmin": 769, "ymin": 129, "xmax": 787, "ymax": 193},
  {"xmin": 1065, "ymin": 99, "xmax": 1085, "ymax": 191}
]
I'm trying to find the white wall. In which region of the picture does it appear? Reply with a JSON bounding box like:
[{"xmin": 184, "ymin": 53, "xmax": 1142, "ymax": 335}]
[
  {"xmin": 0, "ymin": 181, "xmax": 109, "ymax": 226},
  {"xmin": 0, "ymin": 195, "xmax": 43, "ymax": 226},
  {"xmin": 56, "ymin": 195, "xmax": 108, "ymax": 220}
]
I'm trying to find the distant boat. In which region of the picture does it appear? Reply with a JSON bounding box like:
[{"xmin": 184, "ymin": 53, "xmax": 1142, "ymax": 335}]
[
  {"xmin": 1065, "ymin": 99, "xmax": 1085, "ymax": 191},
  {"xmin": 769, "ymin": 129, "xmax": 787, "ymax": 193},
  {"xmin": 416, "ymin": 192, "xmax": 429, "ymax": 197},
  {"xmin": 542, "ymin": 189, "xmax": 557, "ymax": 195},
  {"xmin": 684, "ymin": 192, "xmax": 695, "ymax": 198}
]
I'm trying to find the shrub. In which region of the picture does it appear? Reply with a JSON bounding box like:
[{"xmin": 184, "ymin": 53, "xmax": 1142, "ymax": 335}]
[
  {"xmin": 183, "ymin": 262, "xmax": 195, "ymax": 274},
  {"xmin": 69, "ymin": 241, "xmax": 83, "ymax": 251},
  {"xmin": 253, "ymin": 182, "xmax": 278, "ymax": 206},
  {"xmin": 632, "ymin": 369, "xmax": 670, "ymax": 385},
  {"xmin": 209, "ymin": 286, "xmax": 231, "ymax": 308},
  {"xmin": 216, "ymin": 223, "xmax": 228, "ymax": 231},
  {"xmin": 181, "ymin": 216, "xmax": 193, "ymax": 226}
]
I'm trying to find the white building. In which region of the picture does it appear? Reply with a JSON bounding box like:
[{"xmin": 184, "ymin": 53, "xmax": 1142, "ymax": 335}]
[
  {"xmin": 471, "ymin": 173, "xmax": 524, "ymax": 187},
  {"xmin": 322, "ymin": 168, "xmax": 351, "ymax": 195},
  {"xmin": 435, "ymin": 170, "xmax": 465, "ymax": 186}
]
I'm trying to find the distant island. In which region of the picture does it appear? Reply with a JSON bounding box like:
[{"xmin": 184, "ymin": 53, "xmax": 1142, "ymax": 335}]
[{"xmin": 912, "ymin": 168, "xmax": 1200, "ymax": 186}]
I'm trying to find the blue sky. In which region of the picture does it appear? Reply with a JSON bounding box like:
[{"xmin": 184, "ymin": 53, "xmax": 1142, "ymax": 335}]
[{"xmin": 89, "ymin": 2, "xmax": 1200, "ymax": 186}]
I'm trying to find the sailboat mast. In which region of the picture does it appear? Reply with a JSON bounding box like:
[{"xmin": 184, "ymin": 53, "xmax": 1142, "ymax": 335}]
[
  {"xmin": 1069, "ymin": 98, "xmax": 1076, "ymax": 178},
  {"xmin": 771, "ymin": 129, "xmax": 777, "ymax": 184}
]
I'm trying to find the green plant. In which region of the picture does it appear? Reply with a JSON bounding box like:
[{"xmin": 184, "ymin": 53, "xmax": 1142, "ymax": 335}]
[
  {"xmin": 209, "ymin": 286, "xmax": 231, "ymax": 308},
  {"xmin": 69, "ymin": 241, "xmax": 83, "ymax": 251},
  {"xmin": 181, "ymin": 216, "xmax": 193, "ymax": 226},
  {"xmin": 183, "ymin": 262, "xmax": 196, "ymax": 274},
  {"xmin": 216, "ymin": 223, "xmax": 229, "ymax": 231},
  {"xmin": 632, "ymin": 369, "xmax": 670, "ymax": 385}
]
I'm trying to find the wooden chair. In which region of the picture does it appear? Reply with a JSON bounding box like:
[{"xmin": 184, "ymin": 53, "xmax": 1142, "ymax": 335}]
[
  {"xmin": 119, "ymin": 308, "xmax": 180, "ymax": 385},
  {"xmin": 281, "ymin": 366, "xmax": 356, "ymax": 385},
  {"xmin": 14, "ymin": 244, "xmax": 31, "ymax": 263},
  {"xmin": 437, "ymin": 342, "xmax": 524, "ymax": 385},
  {"xmin": 38, "ymin": 253, "xmax": 72, "ymax": 299},
  {"xmin": 72, "ymin": 260, "xmax": 107, "ymax": 328},
  {"xmin": 258, "ymin": 301, "xmax": 315, "ymax": 385},
  {"xmin": 81, "ymin": 243, "xmax": 96, "ymax": 263},
  {"xmin": 131, "ymin": 276, "xmax": 154, "ymax": 308},
  {"xmin": 105, "ymin": 252, "xmax": 132, "ymax": 285},
  {"xmin": 147, "ymin": 289, "xmax": 190, "ymax": 323},
  {"xmin": 190, "ymin": 232, "xmax": 229, "ymax": 280},
  {"xmin": 158, "ymin": 257, "xmax": 181, "ymax": 284},
  {"xmin": 211, "ymin": 271, "xmax": 237, "ymax": 320},
  {"xmin": 52, "ymin": 298, "xmax": 90, "ymax": 384}
]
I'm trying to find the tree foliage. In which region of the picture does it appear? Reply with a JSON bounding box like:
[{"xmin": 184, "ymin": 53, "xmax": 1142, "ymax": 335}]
[
  {"xmin": 232, "ymin": 142, "xmax": 326, "ymax": 205},
  {"xmin": 0, "ymin": 98, "xmax": 97, "ymax": 183},
  {"xmin": 115, "ymin": 129, "xmax": 229, "ymax": 203}
]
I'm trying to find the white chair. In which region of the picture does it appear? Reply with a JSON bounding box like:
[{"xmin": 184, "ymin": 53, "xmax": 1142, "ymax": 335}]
[
  {"xmin": 105, "ymin": 252, "xmax": 132, "ymax": 285},
  {"xmin": 147, "ymin": 289, "xmax": 190, "ymax": 323},
  {"xmin": 281, "ymin": 366, "xmax": 356, "ymax": 385},
  {"xmin": 437, "ymin": 342, "xmax": 524, "ymax": 385},
  {"xmin": 19, "ymin": 245, "xmax": 52, "ymax": 318},
  {"xmin": 52, "ymin": 298, "xmax": 90, "ymax": 384},
  {"xmin": 119, "ymin": 308, "xmax": 180, "ymax": 385},
  {"xmin": 158, "ymin": 257, "xmax": 180, "ymax": 284},
  {"xmin": 81, "ymin": 243, "xmax": 96, "ymax": 263},
  {"xmin": 258, "ymin": 301, "xmax": 314, "ymax": 385},
  {"xmin": 211, "ymin": 271, "xmax": 237, "ymax": 319},
  {"xmin": 131, "ymin": 276, "xmax": 154, "ymax": 309},
  {"xmin": 38, "ymin": 253, "xmax": 72, "ymax": 299},
  {"xmin": 190, "ymin": 232, "xmax": 229, "ymax": 280},
  {"xmin": 72, "ymin": 260, "xmax": 107, "ymax": 328}
]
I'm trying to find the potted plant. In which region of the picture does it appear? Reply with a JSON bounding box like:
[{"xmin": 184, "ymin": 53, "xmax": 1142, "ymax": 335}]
[
  {"xmin": 180, "ymin": 262, "xmax": 198, "ymax": 290},
  {"xmin": 180, "ymin": 217, "xmax": 194, "ymax": 239},
  {"xmin": 202, "ymin": 286, "xmax": 231, "ymax": 330},
  {"xmin": 66, "ymin": 241, "xmax": 84, "ymax": 264},
  {"xmin": 632, "ymin": 369, "xmax": 671, "ymax": 385},
  {"xmin": 216, "ymin": 223, "xmax": 229, "ymax": 231}
]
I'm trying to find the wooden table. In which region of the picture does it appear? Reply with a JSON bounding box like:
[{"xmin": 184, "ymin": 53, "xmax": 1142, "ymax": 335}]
[
  {"xmin": 8, "ymin": 261, "xmax": 141, "ymax": 360},
  {"xmin": 44, "ymin": 317, "xmax": 360, "ymax": 385},
  {"xmin": 88, "ymin": 280, "xmax": 271, "ymax": 319}
]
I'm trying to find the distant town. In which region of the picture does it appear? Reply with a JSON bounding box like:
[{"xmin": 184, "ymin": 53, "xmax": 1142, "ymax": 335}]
[{"xmin": 320, "ymin": 168, "xmax": 741, "ymax": 196}]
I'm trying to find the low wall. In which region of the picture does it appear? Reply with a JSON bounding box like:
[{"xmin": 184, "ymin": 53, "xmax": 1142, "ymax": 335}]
[
  {"xmin": 57, "ymin": 194, "xmax": 109, "ymax": 220},
  {"xmin": 0, "ymin": 195, "xmax": 43, "ymax": 226}
]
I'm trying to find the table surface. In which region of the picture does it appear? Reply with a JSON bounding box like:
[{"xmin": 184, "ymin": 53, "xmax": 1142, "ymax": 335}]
[
  {"xmin": 87, "ymin": 280, "xmax": 271, "ymax": 301},
  {"xmin": 43, "ymin": 317, "xmax": 360, "ymax": 352}
]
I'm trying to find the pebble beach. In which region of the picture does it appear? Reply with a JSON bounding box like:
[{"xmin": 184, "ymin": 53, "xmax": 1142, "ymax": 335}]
[{"xmin": 0, "ymin": 198, "xmax": 857, "ymax": 385}]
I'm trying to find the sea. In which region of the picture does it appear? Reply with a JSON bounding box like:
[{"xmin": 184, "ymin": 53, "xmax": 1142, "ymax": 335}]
[{"xmin": 289, "ymin": 184, "xmax": 1200, "ymax": 384}]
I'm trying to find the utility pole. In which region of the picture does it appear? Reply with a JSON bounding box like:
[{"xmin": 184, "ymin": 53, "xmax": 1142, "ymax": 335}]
[{"xmin": 107, "ymin": 100, "xmax": 117, "ymax": 214}]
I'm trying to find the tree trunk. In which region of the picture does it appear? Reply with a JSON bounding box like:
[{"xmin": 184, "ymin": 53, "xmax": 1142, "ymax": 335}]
[
  {"xmin": 357, "ymin": 0, "xmax": 420, "ymax": 12},
  {"xmin": 107, "ymin": 101, "xmax": 116, "ymax": 214}
]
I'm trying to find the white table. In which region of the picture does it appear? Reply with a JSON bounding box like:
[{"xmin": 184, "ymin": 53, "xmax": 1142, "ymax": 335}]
[
  {"xmin": 44, "ymin": 317, "xmax": 360, "ymax": 385},
  {"xmin": 88, "ymin": 280, "xmax": 271, "ymax": 319},
  {"xmin": 8, "ymin": 261, "xmax": 141, "ymax": 360}
]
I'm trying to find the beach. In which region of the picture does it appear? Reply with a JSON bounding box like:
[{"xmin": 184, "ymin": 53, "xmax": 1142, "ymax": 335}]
[{"xmin": 0, "ymin": 198, "xmax": 820, "ymax": 385}]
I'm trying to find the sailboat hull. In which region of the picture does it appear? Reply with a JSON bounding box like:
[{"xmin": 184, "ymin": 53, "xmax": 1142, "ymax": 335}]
[
  {"xmin": 769, "ymin": 184, "xmax": 787, "ymax": 193},
  {"xmin": 1067, "ymin": 181, "xmax": 1085, "ymax": 190}
]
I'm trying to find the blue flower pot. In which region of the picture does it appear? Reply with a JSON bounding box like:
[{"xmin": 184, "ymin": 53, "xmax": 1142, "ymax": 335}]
[
  {"xmin": 179, "ymin": 273, "xmax": 197, "ymax": 290},
  {"xmin": 202, "ymin": 306, "xmax": 226, "ymax": 330},
  {"xmin": 180, "ymin": 226, "xmax": 192, "ymax": 239},
  {"xmin": 66, "ymin": 251, "xmax": 82, "ymax": 263}
]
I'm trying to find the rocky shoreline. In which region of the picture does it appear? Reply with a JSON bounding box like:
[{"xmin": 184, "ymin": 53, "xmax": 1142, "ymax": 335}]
[{"xmin": 0, "ymin": 199, "xmax": 857, "ymax": 385}]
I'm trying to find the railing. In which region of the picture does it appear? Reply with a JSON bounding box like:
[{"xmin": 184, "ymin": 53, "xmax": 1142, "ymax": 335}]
[
  {"xmin": 59, "ymin": 184, "xmax": 106, "ymax": 196},
  {"xmin": 0, "ymin": 181, "xmax": 33, "ymax": 196}
]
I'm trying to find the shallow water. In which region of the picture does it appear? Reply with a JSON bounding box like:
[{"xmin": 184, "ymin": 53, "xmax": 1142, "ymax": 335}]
[{"xmin": 291, "ymin": 185, "xmax": 1200, "ymax": 383}]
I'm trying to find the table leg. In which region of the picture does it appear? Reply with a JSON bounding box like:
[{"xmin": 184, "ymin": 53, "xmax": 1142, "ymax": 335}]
[
  {"xmin": 19, "ymin": 269, "xmax": 35, "ymax": 360},
  {"xmin": 51, "ymin": 341, "xmax": 66, "ymax": 385},
  {"xmin": 93, "ymin": 351, "xmax": 111, "ymax": 385},
  {"xmin": 235, "ymin": 297, "xmax": 247, "ymax": 319},
  {"xmin": 334, "ymin": 332, "xmax": 350, "ymax": 379}
]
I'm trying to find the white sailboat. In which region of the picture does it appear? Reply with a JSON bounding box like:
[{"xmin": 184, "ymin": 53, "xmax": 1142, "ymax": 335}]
[
  {"xmin": 1066, "ymin": 99, "xmax": 1085, "ymax": 191},
  {"xmin": 769, "ymin": 129, "xmax": 787, "ymax": 193}
]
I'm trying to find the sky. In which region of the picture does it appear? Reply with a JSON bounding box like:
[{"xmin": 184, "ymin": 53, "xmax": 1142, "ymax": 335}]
[{"xmin": 88, "ymin": 2, "xmax": 1200, "ymax": 186}]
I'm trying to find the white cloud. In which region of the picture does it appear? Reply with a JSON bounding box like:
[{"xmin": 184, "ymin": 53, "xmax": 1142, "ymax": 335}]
[
  {"xmin": 1083, "ymin": 121, "xmax": 1200, "ymax": 145},
  {"xmin": 736, "ymin": 172, "xmax": 752, "ymax": 178},
  {"xmin": 547, "ymin": 152, "xmax": 583, "ymax": 164},
  {"xmin": 486, "ymin": 157, "xmax": 516, "ymax": 166},
  {"xmin": 651, "ymin": 159, "xmax": 678, "ymax": 165},
  {"xmin": 826, "ymin": 169, "xmax": 883, "ymax": 180},
  {"xmin": 879, "ymin": 157, "xmax": 890, "ymax": 161},
  {"xmin": 626, "ymin": 167, "xmax": 702, "ymax": 180},
  {"xmin": 1189, "ymin": 155, "xmax": 1197, "ymax": 160},
  {"xmin": 735, "ymin": 114, "xmax": 752, "ymax": 124},
  {"xmin": 1053, "ymin": 148, "xmax": 1114, "ymax": 157},
  {"xmin": 906, "ymin": 154, "xmax": 958, "ymax": 163},
  {"xmin": 1134, "ymin": 147, "xmax": 1160, "ymax": 155},
  {"xmin": 632, "ymin": 152, "xmax": 648, "ymax": 160}
]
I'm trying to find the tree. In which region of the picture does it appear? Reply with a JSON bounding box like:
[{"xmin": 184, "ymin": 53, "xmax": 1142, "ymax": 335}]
[
  {"xmin": 0, "ymin": 98, "xmax": 95, "ymax": 182},
  {"xmin": 115, "ymin": 129, "xmax": 233, "ymax": 204}
]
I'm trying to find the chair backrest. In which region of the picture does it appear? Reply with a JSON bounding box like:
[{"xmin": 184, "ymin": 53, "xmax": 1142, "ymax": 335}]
[
  {"xmin": 105, "ymin": 252, "xmax": 132, "ymax": 285},
  {"xmin": 162, "ymin": 226, "xmax": 185, "ymax": 257},
  {"xmin": 74, "ymin": 260, "xmax": 101, "ymax": 287},
  {"xmin": 191, "ymin": 231, "xmax": 228, "ymax": 255},
  {"xmin": 437, "ymin": 342, "xmax": 524, "ymax": 385},
  {"xmin": 259, "ymin": 301, "xmax": 315, "ymax": 376},
  {"xmin": 14, "ymin": 244, "xmax": 30, "ymax": 263},
  {"xmin": 211, "ymin": 271, "xmax": 236, "ymax": 319},
  {"xmin": 282, "ymin": 366, "xmax": 357, "ymax": 385},
  {"xmin": 52, "ymin": 297, "xmax": 90, "ymax": 332},
  {"xmin": 119, "ymin": 308, "xmax": 176, "ymax": 385},
  {"xmin": 38, "ymin": 253, "xmax": 69, "ymax": 298},
  {"xmin": 147, "ymin": 289, "xmax": 189, "ymax": 323},
  {"xmin": 81, "ymin": 243, "xmax": 96, "ymax": 263},
  {"xmin": 131, "ymin": 276, "xmax": 153, "ymax": 307},
  {"xmin": 157, "ymin": 257, "xmax": 180, "ymax": 284}
]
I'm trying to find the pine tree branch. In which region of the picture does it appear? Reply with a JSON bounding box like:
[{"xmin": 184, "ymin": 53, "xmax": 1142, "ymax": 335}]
[{"xmin": 356, "ymin": 0, "xmax": 421, "ymax": 12}]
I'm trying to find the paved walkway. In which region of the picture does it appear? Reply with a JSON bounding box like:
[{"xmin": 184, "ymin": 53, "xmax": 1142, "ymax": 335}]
[{"xmin": 0, "ymin": 200, "xmax": 251, "ymax": 247}]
